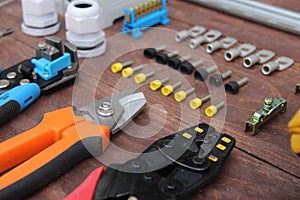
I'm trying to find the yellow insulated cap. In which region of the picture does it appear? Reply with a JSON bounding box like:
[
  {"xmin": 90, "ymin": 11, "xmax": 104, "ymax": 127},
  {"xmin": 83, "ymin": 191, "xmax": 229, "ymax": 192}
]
[
  {"xmin": 190, "ymin": 98, "xmax": 202, "ymax": 109},
  {"xmin": 161, "ymin": 85, "xmax": 173, "ymax": 96},
  {"xmin": 134, "ymin": 73, "xmax": 147, "ymax": 84},
  {"xmin": 122, "ymin": 68, "xmax": 134, "ymax": 78},
  {"xmin": 205, "ymin": 105, "xmax": 217, "ymax": 117},
  {"xmin": 111, "ymin": 63, "xmax": 123, "ymax": 73},
  {"xmin": 174, "ymin": 91, "xmax": 187, "ymax": 102},
  {"xmin": 150, "ymin": 80, "xmax": 162, "ymax": 91}
]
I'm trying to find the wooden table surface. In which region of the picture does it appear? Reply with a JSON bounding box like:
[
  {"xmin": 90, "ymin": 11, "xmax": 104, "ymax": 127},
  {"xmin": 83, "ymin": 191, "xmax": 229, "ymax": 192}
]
[{"xmin": 0, "ymin": 0, "xmax": 300, "ymax": 199}]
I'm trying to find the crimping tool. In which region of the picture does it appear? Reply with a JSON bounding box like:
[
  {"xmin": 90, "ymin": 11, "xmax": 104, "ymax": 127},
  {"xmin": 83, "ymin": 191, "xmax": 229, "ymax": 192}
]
[
  {"xmin": 0, "ymin": 90, "xmax": 147, "ymax": 199},
  {"xmin": 66, "ymin": 123, "xmax": 236, "ymax": 200}
]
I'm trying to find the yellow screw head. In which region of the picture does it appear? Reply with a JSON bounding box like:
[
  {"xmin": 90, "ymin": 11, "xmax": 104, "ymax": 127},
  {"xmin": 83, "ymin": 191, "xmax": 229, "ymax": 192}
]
[
  {"xmin": 205, "ymin": 105, "xmax": 217, "ymax": 117},
  {"xmin": 161, "ymin": 85, "xmax": 173, "ymax": 96},
  {"xmin": 174, "ymin": 91, "xmax": 187, "ymax": 102},
  {"xmin": 134, "ymin": 73, "xmax": 147, "ymax": 84},
  {"xmin": 111, "ymin": 63, "xmax": 123, "ymax": 73},
  {"xmin": 190, "ymin": 98, "xmax": 203, "ymax": 109},
  {"xmin": 150, "ymin": 80, "xmax": 162, "ymax": 91},
  {"xmin": 122, "ymin": 68, "xmax": 134, "ymax": 78}
]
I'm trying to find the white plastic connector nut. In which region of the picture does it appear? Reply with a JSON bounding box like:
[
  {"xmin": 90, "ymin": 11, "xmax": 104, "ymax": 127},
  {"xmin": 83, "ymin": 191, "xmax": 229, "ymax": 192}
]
[
  {"xmin": 65, "ymin": 0, "xmax": 106, "ymax": 58},
  {"xmin": 21, "ymin": 0, "xmax": 60, "ymax": 36}
]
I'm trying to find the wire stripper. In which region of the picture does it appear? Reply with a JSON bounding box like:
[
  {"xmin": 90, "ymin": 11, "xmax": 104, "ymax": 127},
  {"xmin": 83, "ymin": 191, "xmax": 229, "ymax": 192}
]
[
  {"xmin": 0, "ymin": 90, "xmax": 147, "ymax": 199},
  {"xmin": 66, "ymin": 123, "xmax": 236, "ymax": 200},
  {"xmin": 288, "ymin": 109, "xmax": 300, "ymax": 156}
]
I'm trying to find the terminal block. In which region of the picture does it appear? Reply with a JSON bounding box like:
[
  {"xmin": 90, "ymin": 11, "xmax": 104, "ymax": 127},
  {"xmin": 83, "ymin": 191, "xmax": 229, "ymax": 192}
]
[
  {"xmin": 245, "ymin": 97, "xmax": 287, "ymax": 135},
  {"xmin": 121, "ymin": 0, "xmax": 170, "ymax": 39}
]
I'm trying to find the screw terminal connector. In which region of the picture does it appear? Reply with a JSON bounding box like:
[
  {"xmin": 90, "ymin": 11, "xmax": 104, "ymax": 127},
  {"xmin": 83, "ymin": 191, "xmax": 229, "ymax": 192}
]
[
  {"xmin": 161, "ymin": 81, "xmax": 182, "ymax": 96},
  {"xmin": 190, "ymin": 94, "xmax": 211, "ymax": 110},
  {"xmin": 295, "ymin": 83, "xmax": 300, "ymax": 94},
  {"xmin": 168, "ymin": 54, "xmax": 191, "ymax": 70},
  {"xmin": 144, "ymin": 45, "xmax": 167, "ymax": 59},
  {"xmin": 134, "ymin": 71, "xmax": 155, "ymax": 84},
  {"xmin": 150, "ymin": 77, "xmax": 169, "ymax": 91},
  {"xmin": 156, "ymin": 50, "xmax": 179, "ymax": 64},
  {"xmin": 209, "ymin": 70, "xmax": 232, "ymax": 87},
  {"xmin": 205, "ymin": 101, "xmax": 225, "ymax": 117},
  {"xmin": 174, "ymin": 88, "xmax": 195, "ymax": 102},
  {"xmin": 111, "ymin": 61, "xmax": 133, "ymax": 73},
  {"xmin": 122, "ymin": 65, "xmax": 144, "ymax": 78},
  {"xmin": 225, "ymin": 77, "xmax": 249, "ymax": 95},
  {"xmin": 194, "ymin": 65, "xmax": 218, "ymax": 81},
  {"xmin": 180, "ymin": 59, "xmax": 203, "ymax": 75}
]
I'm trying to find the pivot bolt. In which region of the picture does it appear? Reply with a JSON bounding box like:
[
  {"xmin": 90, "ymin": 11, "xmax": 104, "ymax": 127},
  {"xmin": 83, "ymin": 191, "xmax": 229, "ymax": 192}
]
[
  {"xmin": 122, "ymin": 65, "xmax": 144, "ymax": 78},
  {"xmin": 111, "ymin": 60, "xmax": 133, "ymax": 73},
  {"xmin": 180, "ymin": 59, "xmax": 203, "ymax": 75},
  {"xmin": 134, "ymin": 71, "xmax": 155, "ymax": 84},
  {"xmin": 190, "ymin": 94, "xmax": 211, "ymax": 109},
  {"xmin": 161, "ymin": 81, "xmax": 182, "ymax": 96},
  {"xmin": 225, "ymin": 77, "xmax": 249, "ymax": 95},
  {"xmin": 168, "ymin": 54, "xmax": 191, "ymax": 70},
  {"xmin": 209, "ymin": 69, "xmax": 232, "ymax": 86},
  {"xmin": 174, "ymin": 88, "xmax": 195, "ymax": 102},
  {"xmin": 205, "ymin": 101, "xmax": 225, "ymax": 117},
  {"xmin": 97, "ymin": 102, "xmax": 113, "ymax": 117},
  {"xmin": 156, "ymin": 50, "xmax": 179, "ymax": 64},
  {"xmin": 144, "ymin": 45, "xmax": 167, "ymax": 59},
  {"xmin": 149, "ymin": 77, "xmax": 169, "ymax": 91},
  {"xmin": 194, "ymin": 65, "xmax": 218, "ymax": 81}
]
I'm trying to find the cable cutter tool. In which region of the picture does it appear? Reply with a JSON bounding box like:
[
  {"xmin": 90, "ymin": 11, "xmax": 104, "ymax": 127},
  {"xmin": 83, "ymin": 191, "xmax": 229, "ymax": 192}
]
[
  {"xmin": 66, "ymin": 123, "xmax": 236, "ymax": 200},
  {"xmin": 0, "ymin": 90, "xmax": 147, "ymax": 199}
]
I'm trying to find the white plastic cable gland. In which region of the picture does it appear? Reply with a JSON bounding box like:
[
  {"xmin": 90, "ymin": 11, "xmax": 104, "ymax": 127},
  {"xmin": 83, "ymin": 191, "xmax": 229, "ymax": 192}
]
[
  {"xmin": 21, "ymin": 0, "xmax": 60, "ymax": 36},
  {"xmin": 65, "ymin": 0, "xmax": 106, "ymax": 58}
]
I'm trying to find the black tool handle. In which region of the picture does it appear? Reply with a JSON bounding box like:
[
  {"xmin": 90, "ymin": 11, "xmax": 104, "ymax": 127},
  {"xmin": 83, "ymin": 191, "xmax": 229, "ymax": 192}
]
[{"xmin": 0, "ymin": 100, "xmax": 20, "ymax": 126}]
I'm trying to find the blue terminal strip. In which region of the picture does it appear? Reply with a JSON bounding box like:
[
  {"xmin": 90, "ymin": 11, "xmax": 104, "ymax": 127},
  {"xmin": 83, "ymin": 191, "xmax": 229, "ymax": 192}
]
[
  {"xmin": 0, "ymin": 83, "xmax": 40, "ymax": 112},
  {"xmin": 122, "ymin": 0, "xmax": 170, "ymax": 39},
  {"xmin": 31, "ymin": 53, "xmax": 71, "ymax": 81}
]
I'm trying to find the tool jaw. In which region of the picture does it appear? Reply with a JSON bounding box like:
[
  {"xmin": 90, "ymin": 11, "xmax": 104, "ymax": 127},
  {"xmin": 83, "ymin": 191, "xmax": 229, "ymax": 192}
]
[{"xmin": 77, "ymin": 90, "xmax": 146, "ymax": 135}]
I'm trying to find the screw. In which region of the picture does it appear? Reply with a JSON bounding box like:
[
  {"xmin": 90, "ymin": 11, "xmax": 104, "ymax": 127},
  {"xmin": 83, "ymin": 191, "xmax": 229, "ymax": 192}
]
[
  {"xmin": 128, "ymin": 196, "xmax": 138, "ymax": 200},
  {"xmin": 209, "ymin": 70, "xmax": 232, "ymax": 86},
  {"xmin": 111, "ymin": 60, "xmax": 133, "ymax": 73},
  {"xmin": 37, "ymin": 42, "xmax": 47, "ymax": 50},
  {"xmin": 156, "ymin": 50, "xmax": 179, "ymax": 64},
  {"xmin": 144, "ymin": 45, "xmax": 167, "ymax": 59},
  {"xmin": 97, "ymin": 102, "xmax": 113, "ymax": 117},
  {"xmin": 263, "ymin": 98, "xmax": 274, "ymax": 112},
  {"xmin": 225, "ymin": 77, "xmax": 249, "ymax": 95},
  {"xmin": 174, "ymin": 88, "xmax": 195, "ymax": 102},
  {"xmin": 190, "ymin": 94, "xmax": 211, "ymax": 109},
  {"xmin": 6, "ymin": 72, "xmax": 17, "ymax": 79},
  {"xmin": 180, "ymin": 59, "xmax": 203, "ymax": 75},
  {"xmin": 192, "ymin": 156, "xmax": 206, "ymax": 165},
  {"xmin": 32, "ymin": 71, "xmax": 38, "ymax": 80},
  {"xmin": 122, "ymin": 65, "xmax": 144, "ymax": 78},
  {"xmin": 134, "ymin": 71, "xmax": 155, "ymax": 84},
  {"xmin": 168, "ymin": 54, "xmax": 191, "ymax": 70},
  {"xmin": 161, "ymin": 81, "xmax": 182, "ymax": 96},
  {"xmin": 205, "ymin": 101, "xmax": 225, "ymax": 117},
  {"xmin": 149, "ymin": 77, "xmax": 169, "ymax": 91},
  {"xmin": 194, "ymin": 65, "xmax": 218, "ymax": 81}
]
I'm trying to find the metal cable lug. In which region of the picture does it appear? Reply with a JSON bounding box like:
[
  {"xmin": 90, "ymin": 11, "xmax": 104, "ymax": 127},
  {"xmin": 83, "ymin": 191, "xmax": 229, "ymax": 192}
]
[
  {"xmin": 161, "ymin": 81, "xmax": 182, "ymax": 96},
  {"xmin": 205, "ymin": 101, "xmax": 225, "ymax": 117},
  {"xmin": 206, "ymin": 37, "xmax": 237, "ymax": 54},
  {"xmin": 111, "ymin": 60, "xmax": 133, "ymax": 73},
  {"xmin": 225, "ymin": 77, "xmax": 249, "ymax": 95},
  {"xmin": 175, "ymin": 26, "xmax": 206, "ymax": 42},
  {"xmin": 190, "ymin": 94, "xmax": 211, "ymax": 109},
  {"xmin": 194, "ymin": 65, "xmax": 218, "ymax": 81},
  {"xmin": 168, "ymin": 54, "xmax": 191, "ymax": 69},
  {"xmin": 180, "ymin": 59, "xmax": 204, "ymax": 75},
  {"xmin": 150, "ymin": 77, "xmax": 170, "ymax": 91},
  {"xmin": 156, "ymin": 50, "xmax": 179, "ymax": 64},
  {"xmin": 261, "ymin": 56, "xmax": 294, "ymax": 75},
  {"xmin": 224, "ymin": 43, "xmax": 256, "ymax": 62},
  {"xmin": 134, "ymin": 71, "xmax": 155, "ymax": 84},
  {"xmin": 189, "ymin": 30, "xmax": 222, "ymax": 49},
  {"xmin": 144, "ymin": 45, "xmax": 167, "ymax": 58},
  {"xmin": 209, "ymin": 70, "xmax": 232, "ymax": 87},
  {"xmin": 122, "ymin": 65, "xmax": 144, "ymax": 78},
  {"xmin": 174, "ymin": 87, "xmax": 195, "ymax": 102},
  {"xmin": 243, "ymin": 49, "xmax": 275, "ymax": 68},
  {"xmin": 175, "ymin": 30, "xmax": 190, "ymax": 42}
]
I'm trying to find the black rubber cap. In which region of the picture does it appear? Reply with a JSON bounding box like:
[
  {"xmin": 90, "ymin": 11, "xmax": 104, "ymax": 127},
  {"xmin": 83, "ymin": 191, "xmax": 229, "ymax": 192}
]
[
  {"xmin": 156, "ymin": 52, "xmax": 169, "ymax": 64},
  {"xmin": 225, "ymin": 81, "xmax": 240, "ymax": 94},
  {"xmin": 209, "ymin": 74, "xmax": 223, "ymax": 87},
  {"xmin": 144, "ymin": 48, "xmax": 157, "ymax": 59},
  {"xmin": 194, "ymin": 68, "xmax": 208, "ymax": 81},
  {"xmin": 168, "ymin": 57, "xmax": 181, "ymax": 69},
  {"xmin": 180, "ymin": 61, "xmax": 194, "ymax": 74}
]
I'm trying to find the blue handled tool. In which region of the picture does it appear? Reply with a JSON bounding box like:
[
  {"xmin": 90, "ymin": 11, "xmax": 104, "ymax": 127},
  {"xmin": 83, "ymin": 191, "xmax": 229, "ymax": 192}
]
[{"xmin": 0, "ymin": 83, "xmax": 40, "ymax": 126}]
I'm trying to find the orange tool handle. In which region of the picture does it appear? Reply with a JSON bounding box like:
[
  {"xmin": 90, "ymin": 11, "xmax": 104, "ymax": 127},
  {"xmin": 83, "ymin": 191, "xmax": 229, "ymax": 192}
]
[{"xmin": 0, "ymin": 107, "xmax": 110, "ymax": 199}]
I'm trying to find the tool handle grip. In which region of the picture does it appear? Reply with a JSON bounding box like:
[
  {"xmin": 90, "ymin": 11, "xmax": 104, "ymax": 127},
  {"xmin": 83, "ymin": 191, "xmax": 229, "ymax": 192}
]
[{"xmin": 0, "ymin": 100, "xmax": 20, "ymax": 126}]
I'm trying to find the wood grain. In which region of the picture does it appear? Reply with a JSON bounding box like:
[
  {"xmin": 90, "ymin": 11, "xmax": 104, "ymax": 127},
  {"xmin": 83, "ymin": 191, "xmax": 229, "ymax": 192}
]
[{"xmin": 0, "ymin": 0, "xmax": 299, "ymax": 199}]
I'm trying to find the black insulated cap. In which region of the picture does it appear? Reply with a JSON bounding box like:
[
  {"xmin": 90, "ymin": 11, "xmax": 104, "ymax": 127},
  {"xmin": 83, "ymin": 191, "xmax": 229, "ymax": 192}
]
[
  {"xmin": 156, "ymin": 52, "xmax": 169, "ymax": 64},
  {"xmin": 144, "ymin": 48, "xmax": 157, "ymax": 59},
  {"xmin": 180, "ymin": 61, "xmax": 194, "ymax": 74},
  {"xmin": 225, "ymin": 81, "xmax": 240, "ymax": 94},
  {"xmin": 194, "ymin": 69, "xmax": 208, "ymax": 81},
  {"xmin": 209, "ymin": 74, "xmax": 223, "ymax": 87},
  {"xmin": 168, "ymin": 57, "xmax": 181, "ymax": 69}
]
